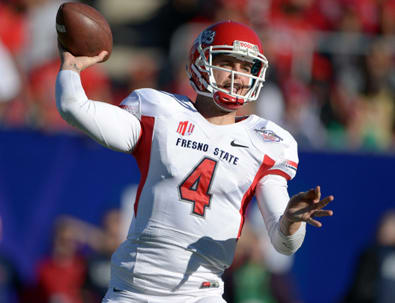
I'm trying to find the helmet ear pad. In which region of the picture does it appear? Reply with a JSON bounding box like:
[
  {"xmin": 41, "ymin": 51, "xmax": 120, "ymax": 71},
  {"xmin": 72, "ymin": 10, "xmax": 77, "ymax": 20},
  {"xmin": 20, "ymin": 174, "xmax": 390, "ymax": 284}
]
[{"xmin": 187, "ymin": 21, "xmax": 268, "ymax": 111}]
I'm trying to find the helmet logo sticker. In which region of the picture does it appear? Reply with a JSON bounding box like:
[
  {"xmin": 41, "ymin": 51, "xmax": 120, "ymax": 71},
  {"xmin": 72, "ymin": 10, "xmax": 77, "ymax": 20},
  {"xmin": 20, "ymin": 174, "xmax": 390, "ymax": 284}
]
[
  {"xmin": 201, "ymin": 30, "xmax": 216, "ymax": 44},
  {"xmin": 233, "ymin": 40, "xmax": 259, "ymax": 53}
]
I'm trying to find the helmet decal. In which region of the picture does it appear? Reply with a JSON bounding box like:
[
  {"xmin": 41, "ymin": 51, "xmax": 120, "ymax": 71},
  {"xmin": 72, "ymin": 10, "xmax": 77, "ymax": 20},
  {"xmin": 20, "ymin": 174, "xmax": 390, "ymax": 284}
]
[{"xmin": 201, "ymin": 30, "xmax": 216, "ymax": 44}]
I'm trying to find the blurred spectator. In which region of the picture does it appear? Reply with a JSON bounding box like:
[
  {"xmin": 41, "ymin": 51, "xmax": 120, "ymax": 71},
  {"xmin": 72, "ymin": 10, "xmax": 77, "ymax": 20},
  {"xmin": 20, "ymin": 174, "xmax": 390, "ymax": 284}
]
[
  {"xmin": 282, "ymin": 77, "xmax": 327, "ymax": 148},
  {"xmin": 263, "ymin": 0, "xmax": 320, "ymax": 82},
  {"xmin": 42, "ymin": 209, "xmax": 124, "ymax": 302},
  {"xmin": 83, "ymin": 209, "xmax": 123, "ymax": 302},
  {"xmin": 0, "ymin": 0, "xmax": 112, "ymax": 132},
  {"xmin": 0, "ymin": 1, "xmax": 26, "ymax": 56},
  {"xmin": 249, "ymin": 200, "xmax": 303, "ymax": 303},
  {"xmin": 0, "ymin": 1, "xmax": 28, "ymax": 127},
  {"xmin": 0, "ymin": 216, "xmax": 23, "ymax": 303},
  {"xmin": 380, "ymin": 0, "xmax": 395, "ymax": 35},
  {"xmin": 339, "ymin": 0, "xmax": 380, "ymax": 34},
  {"xmin": 343, "ymin": 210, "xmax": 395, "ymax": 303},
  {"xmin": 223, "ymin": 201, "xmax": 303, "ymax": 303},
  {"xmin": 126, "ymin": 52, "xmax": 160, "ymax": 92},
  {"xmin": 0, "ymin": 41, "xmax": 22, "ymax": 119},
  {"xmin": 214, "ymin": 0, "xmax": 251, "ymax": 24},
  {"xmin": 20, "ymin": 0, "xmax": 67, "ymax": 72},
  {"xmin": 255, "ymin": 81, "xmax": 286, "ymax": 126},
  {"xmin": 223, "ymin": 222, "xmax": 277, "ymax": 303},
  {"xmin": 33, "ymin": 216, "xmax": 87, "ymax": 303},
  {"xmin": 167, "ymin": 21, "xmax": 208, "ymax": 99}
]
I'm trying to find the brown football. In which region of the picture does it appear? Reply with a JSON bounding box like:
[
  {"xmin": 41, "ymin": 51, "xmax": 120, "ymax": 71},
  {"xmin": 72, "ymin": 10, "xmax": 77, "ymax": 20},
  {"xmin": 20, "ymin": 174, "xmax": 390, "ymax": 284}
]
[{"xmin": 56, "ymin": 2, "xmax": 112, "ymax": 62}]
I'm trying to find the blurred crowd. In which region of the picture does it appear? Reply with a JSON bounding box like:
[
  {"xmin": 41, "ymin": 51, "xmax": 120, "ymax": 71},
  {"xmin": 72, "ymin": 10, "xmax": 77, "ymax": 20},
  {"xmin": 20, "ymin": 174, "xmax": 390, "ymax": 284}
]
[
  {"xmin": 0, "ymin": 198, "xmax": 306, "ymax": 303},
  {"xmin": 0, "ymin": 0, "xmax": 394, "ymax": 152},
  {"xmin": 0, "ymin": 209, "xmax": 125, "ymax": 303},
  {"xmin": 2, "ymin": 199, "xmax": 395, "ymax": 303},
  {"xmin": 1, "ymin": 1, "xmax": 395, "ymax": 302}
]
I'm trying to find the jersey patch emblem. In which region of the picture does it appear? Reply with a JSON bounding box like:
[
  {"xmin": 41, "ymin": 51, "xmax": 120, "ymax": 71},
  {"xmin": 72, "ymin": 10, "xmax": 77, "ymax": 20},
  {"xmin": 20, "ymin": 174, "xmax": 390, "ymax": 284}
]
[
  {"xmin": 255, "ymin": 128, "xmax": 283, "ymax": 142},
  {"xmin": 285, "ymin": 160, "xmax": 298, "ymax": 171},
  {"xmin": 177, "ymin": 121, "xmax": 195, "ymax": 136}
]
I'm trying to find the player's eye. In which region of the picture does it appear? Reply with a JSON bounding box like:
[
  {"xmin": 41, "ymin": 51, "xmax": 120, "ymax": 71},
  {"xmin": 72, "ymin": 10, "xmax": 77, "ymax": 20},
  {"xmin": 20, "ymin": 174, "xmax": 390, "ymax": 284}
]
[
  {"xmin": 219, "ymin": 61, "xmax": 232, "ymax": 68},
  {"xmin": 242, "ymin": 64, "xmax": 252, "ymax": 73}
]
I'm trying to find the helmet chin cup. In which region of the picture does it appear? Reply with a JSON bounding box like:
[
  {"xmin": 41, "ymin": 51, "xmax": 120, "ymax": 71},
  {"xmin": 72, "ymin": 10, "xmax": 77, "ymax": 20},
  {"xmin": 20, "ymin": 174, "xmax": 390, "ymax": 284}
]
[{"xmin": 213, "ymin": 91, "xmax": 244, "ymax": 111}]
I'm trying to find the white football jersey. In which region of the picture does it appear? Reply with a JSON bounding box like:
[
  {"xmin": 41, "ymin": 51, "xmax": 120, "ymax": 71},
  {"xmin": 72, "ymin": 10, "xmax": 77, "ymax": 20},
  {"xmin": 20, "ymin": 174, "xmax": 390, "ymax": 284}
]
[
  {"xmin": 55, "ymin": 70, "xmax": 304, "ymax": 299},
  {"xmin": 109, "ymin": 88, "xmax": 299, "ymax": 295}
]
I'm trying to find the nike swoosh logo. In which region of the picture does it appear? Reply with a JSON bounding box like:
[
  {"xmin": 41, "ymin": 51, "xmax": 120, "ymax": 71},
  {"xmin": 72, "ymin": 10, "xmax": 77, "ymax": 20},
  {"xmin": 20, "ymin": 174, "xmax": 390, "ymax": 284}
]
[
  {"xmin": 113, "ymin": 288, "xmax": 124, "ymax": 293},
  {"xmin": 230, "ymin": 140, "xmax": 249, "ymax": 148}
]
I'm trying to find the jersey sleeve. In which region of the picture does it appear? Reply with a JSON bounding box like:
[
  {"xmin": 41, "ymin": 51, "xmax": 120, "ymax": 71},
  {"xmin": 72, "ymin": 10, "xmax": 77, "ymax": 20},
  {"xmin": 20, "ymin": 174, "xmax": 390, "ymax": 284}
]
[
  {"xmin": 119, "ymin": 91, "xmax": 142, "ymax": 120},
  {"xmin": 119, "ymin": 88, "xmax": 175, "ymax": 120},
  {"xmin": 56, "ymin": 70, "xmax": 141, "ymax": 153},
  {"xmin": 267, "ymin": 128, "xmax": 299, "ymax": 181}
]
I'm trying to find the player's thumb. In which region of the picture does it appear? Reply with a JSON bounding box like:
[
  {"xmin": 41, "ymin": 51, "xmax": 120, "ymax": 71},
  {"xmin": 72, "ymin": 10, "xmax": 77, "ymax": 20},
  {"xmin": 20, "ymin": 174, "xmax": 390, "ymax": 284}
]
[{"xmin": 96, "ymin": 50, "xmax": 108, "ymax": 63}]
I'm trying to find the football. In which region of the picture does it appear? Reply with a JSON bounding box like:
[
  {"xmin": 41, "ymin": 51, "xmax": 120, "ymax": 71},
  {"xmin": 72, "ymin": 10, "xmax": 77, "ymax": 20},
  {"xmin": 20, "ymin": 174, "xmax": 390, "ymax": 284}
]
[{"xmin": 56, "ymin": 2, "xmax": 112, "ymax": 61}]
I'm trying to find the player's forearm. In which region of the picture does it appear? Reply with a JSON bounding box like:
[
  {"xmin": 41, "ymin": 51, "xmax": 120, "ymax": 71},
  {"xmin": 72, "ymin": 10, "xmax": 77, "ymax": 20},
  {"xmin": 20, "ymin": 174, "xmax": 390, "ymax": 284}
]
[
  {"xmin": 279, "ymin": 215, "xmax": 302, "ymax": 236},
  {"xmin": 55, "ymin": 70, "xmax": 87, "ymax": 117},
  {"xmin": 256, "ymin": 175, "xmax": 306, "ymax": 255},
  {"xmin": 55, "ymin": 70, "xmax": 141, "ymax": 152}
]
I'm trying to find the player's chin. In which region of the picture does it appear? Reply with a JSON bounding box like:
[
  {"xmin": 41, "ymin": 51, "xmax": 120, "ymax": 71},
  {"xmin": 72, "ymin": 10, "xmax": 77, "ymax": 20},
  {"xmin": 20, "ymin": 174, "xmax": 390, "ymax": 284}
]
[{"xmin": 216, "ymin": 101, "xmax": 244, "ymax": 112}]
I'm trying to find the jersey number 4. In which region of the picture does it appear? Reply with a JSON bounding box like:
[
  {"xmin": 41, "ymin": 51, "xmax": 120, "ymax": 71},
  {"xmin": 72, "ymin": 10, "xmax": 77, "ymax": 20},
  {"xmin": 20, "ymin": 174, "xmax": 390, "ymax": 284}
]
[{"xmin": 178, "ymin": 157, "xmax": 217, "ymax": 217}]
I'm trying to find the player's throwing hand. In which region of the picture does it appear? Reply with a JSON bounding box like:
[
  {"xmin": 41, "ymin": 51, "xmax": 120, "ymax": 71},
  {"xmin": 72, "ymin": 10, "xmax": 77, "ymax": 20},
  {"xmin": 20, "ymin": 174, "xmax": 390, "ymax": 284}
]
[{"xmin": 58, "ymin": 42, "xmax": 108, "ymax": 74}]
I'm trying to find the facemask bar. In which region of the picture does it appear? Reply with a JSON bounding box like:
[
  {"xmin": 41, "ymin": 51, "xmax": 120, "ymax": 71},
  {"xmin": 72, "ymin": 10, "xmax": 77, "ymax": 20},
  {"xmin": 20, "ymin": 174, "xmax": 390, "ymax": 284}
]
[{"xmin": 193, "ymin": 43, "xmax": 268, "ymax": 103}]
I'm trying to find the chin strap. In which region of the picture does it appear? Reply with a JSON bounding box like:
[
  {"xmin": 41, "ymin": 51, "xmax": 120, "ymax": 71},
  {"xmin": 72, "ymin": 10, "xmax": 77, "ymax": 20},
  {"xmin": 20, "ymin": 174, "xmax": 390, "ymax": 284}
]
[{"xmin": 213, "ymin": 91, "xmax": 245, "ymax": 111}]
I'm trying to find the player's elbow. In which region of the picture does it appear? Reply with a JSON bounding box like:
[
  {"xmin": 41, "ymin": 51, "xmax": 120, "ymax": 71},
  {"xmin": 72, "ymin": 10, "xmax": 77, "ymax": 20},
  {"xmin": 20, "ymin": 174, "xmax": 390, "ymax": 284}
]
[{"xmin": 56, "ymin": 96, "xmax": 75, "ymax": 121}]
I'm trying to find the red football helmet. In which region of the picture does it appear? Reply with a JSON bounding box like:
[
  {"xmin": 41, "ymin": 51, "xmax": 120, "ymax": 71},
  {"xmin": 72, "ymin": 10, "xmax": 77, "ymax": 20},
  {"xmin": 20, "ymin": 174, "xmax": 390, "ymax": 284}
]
[{"xmin": 187, "ymin": 21, "xmax": 268, "ymax": 111}]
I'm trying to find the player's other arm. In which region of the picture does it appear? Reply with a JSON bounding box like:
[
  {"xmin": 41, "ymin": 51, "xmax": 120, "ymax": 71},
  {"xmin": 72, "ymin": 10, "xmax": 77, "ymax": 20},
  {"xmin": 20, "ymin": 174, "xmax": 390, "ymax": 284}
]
[
  {"xmin": 256, "ymin": 175, "xmax": 307, "ymax": 256},
  {"xmin": 256, "ymin": 176, "xmax": 334, "ymax": 256},
  {"xmin": 55, "ymin": 46, "xmax": 141, "ymax": 153},
  {"xmin": 255, "ymin": 127, "xmax": 334, "ymax": 255}
]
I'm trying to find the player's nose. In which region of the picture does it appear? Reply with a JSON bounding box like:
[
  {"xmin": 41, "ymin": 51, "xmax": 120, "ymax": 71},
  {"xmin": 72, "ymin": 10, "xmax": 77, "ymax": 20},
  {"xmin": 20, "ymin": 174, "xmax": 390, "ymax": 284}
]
[{"xmin": 232, "ymin": 63, "xmax": 245, "ymax": 77}]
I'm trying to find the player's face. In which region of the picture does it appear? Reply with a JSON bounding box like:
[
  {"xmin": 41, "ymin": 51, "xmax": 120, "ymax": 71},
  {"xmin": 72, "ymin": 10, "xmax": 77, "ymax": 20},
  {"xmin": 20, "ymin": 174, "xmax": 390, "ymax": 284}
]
[{"xmin": 212, "ymin": 54, "xmax": 253, "ymax": 97}]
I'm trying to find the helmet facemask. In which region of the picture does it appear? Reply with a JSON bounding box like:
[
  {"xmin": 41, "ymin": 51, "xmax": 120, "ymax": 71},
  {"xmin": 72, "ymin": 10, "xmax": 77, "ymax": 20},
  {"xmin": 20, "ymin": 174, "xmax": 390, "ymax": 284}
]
[{"xmin": 188, "ymin": 39, "xmax": 269, "ymax": 112}]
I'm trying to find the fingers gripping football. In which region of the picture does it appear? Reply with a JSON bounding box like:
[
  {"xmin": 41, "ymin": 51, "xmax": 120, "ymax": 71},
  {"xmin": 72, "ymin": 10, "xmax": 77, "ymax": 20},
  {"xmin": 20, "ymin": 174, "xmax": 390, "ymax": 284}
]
[{"xmin": 58, "ymin": 41, "xmax": 108, "ymax": 72}]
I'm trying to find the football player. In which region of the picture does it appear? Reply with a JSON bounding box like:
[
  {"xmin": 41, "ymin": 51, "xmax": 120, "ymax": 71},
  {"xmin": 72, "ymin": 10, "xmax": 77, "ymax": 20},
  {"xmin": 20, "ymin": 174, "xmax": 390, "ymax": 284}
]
[{"xmin": 56, "ymin": 21, "xmax": 334, "ymax": 303}]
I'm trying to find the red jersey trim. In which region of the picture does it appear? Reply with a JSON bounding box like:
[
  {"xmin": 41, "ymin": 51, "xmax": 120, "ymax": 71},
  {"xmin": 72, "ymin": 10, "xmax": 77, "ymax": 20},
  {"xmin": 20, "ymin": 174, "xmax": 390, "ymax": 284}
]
[
  {"xmin": 237, "ymin": 155, "xmax": 275, "ymax": 238},
  {"xmin": 132, "ymin": 116, "xmax": 155, "ymax": 217},
  {"xmin": 266, "ymin": 169, "xmax": 291, "ymax": 181}
]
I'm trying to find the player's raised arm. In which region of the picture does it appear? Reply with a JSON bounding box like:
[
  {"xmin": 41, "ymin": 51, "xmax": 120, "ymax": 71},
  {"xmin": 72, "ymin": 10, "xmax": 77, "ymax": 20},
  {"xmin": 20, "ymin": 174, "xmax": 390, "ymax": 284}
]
[{"xmin": 55, "ymin": 46, "xmax": 142, "ymax": 153}]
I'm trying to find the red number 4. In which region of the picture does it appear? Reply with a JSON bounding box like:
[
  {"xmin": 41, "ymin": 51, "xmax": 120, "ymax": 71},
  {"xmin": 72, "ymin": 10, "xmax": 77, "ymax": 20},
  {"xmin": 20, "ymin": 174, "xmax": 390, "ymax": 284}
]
[{"xmin": 178, "ymin": 158, "xmax": 217, "ymax": 216}]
